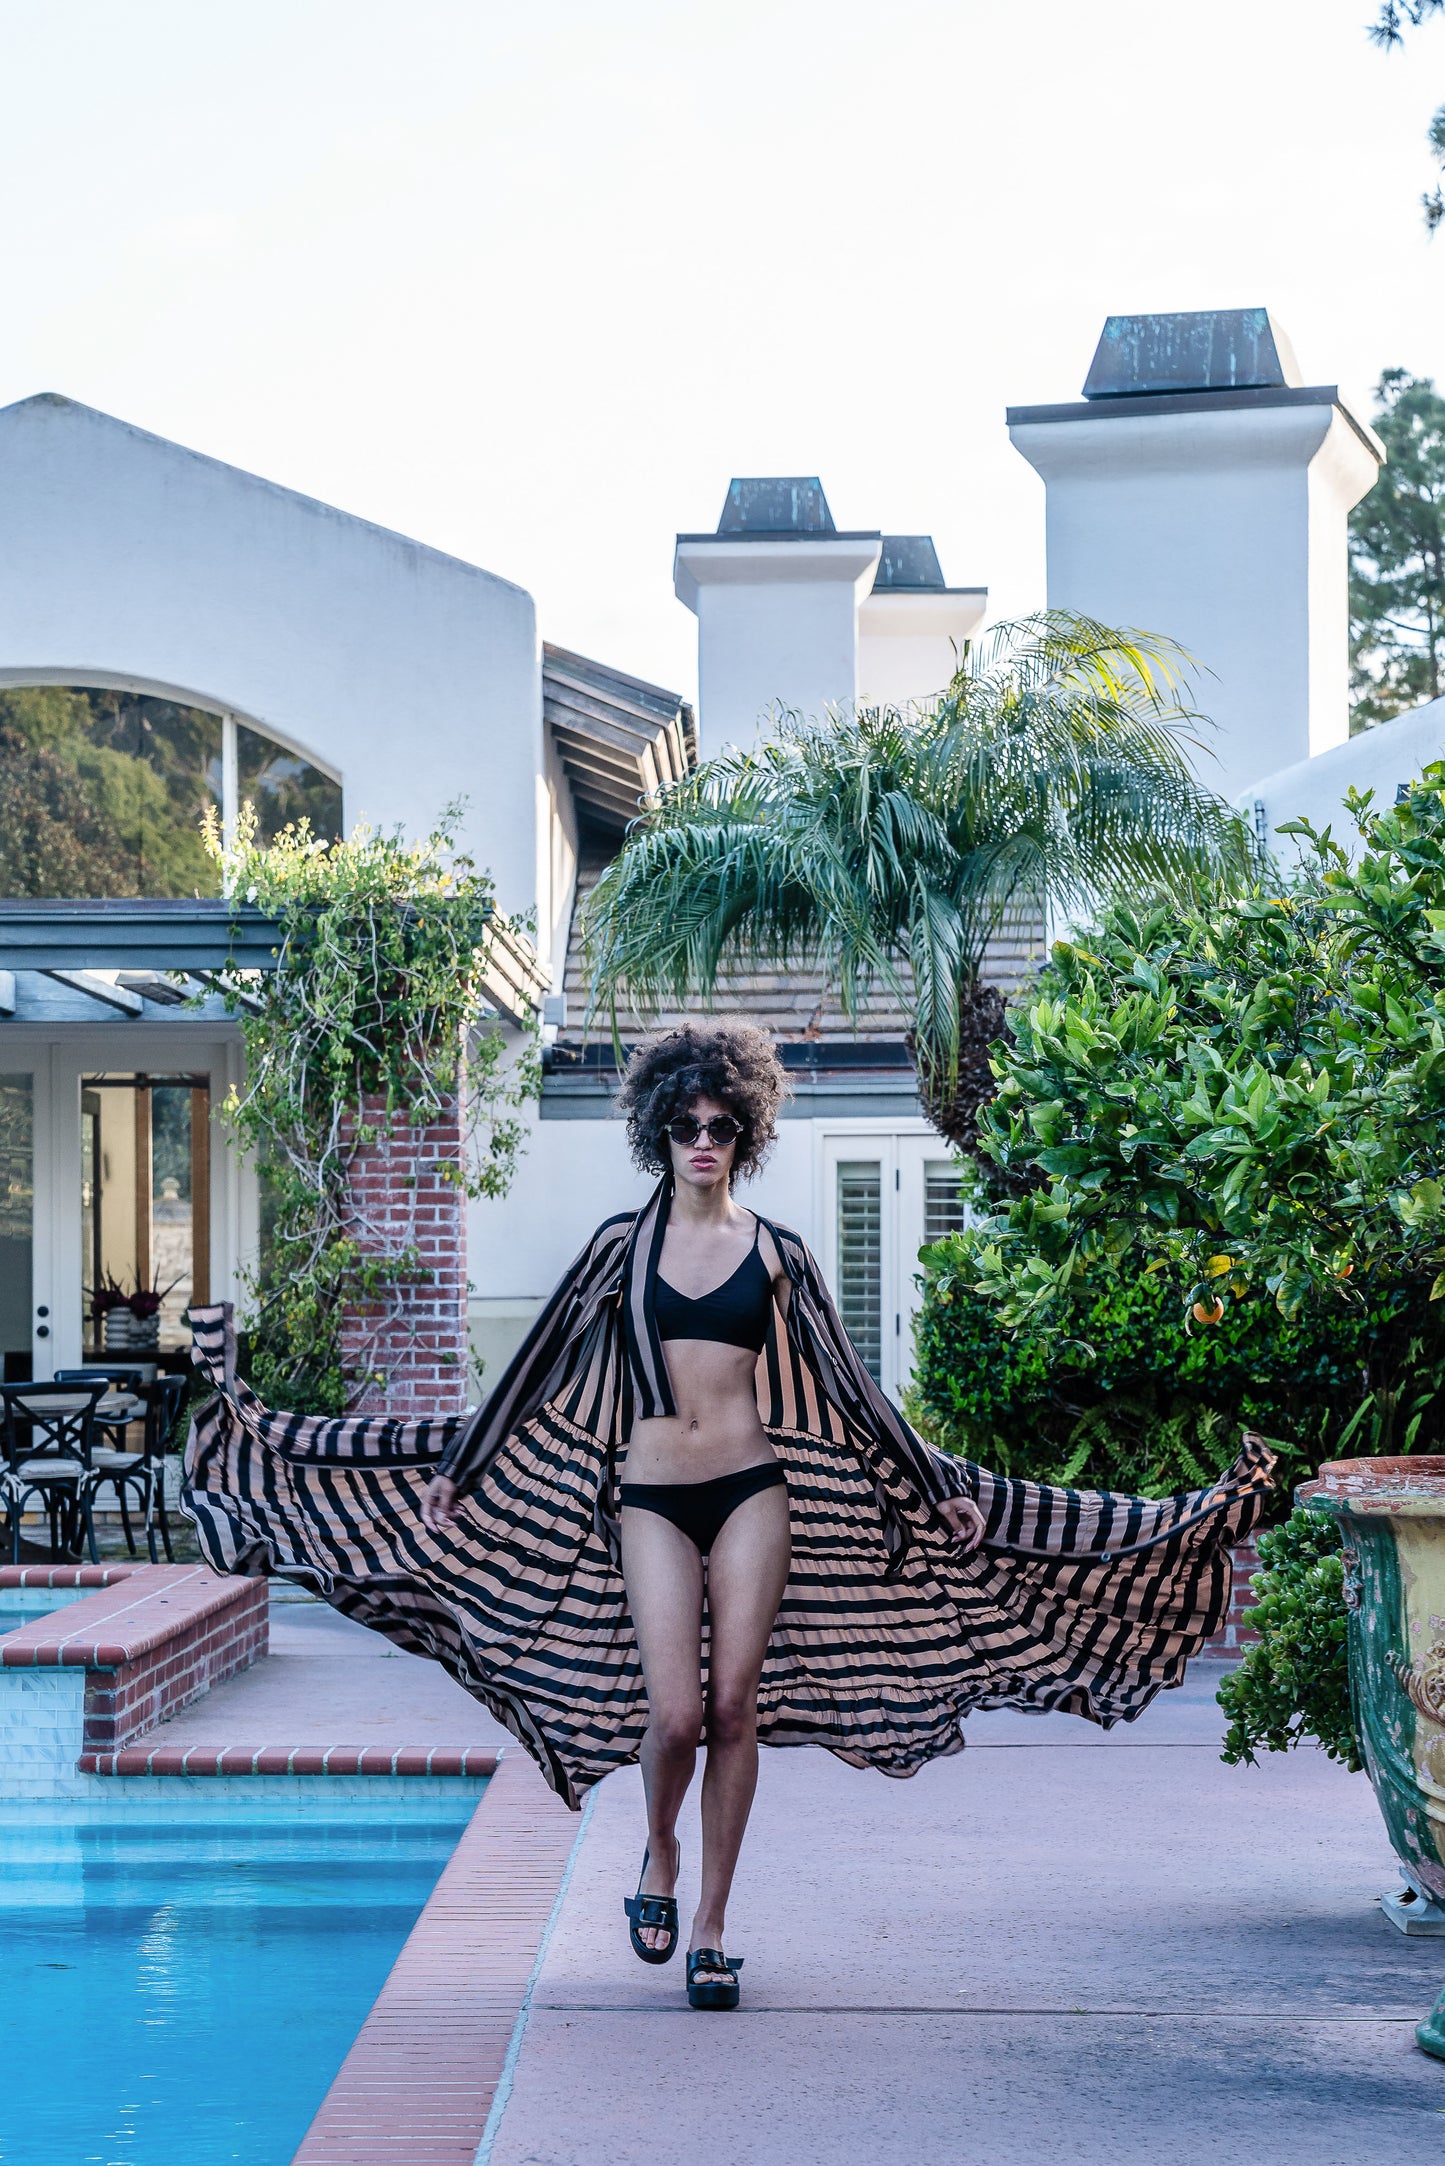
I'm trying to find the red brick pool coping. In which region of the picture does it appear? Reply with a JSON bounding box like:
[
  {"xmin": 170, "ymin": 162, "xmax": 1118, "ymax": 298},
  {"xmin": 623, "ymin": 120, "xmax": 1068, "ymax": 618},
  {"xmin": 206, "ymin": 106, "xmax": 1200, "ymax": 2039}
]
[
  {"xmin": 0, "ymin": 1564, "xmax": 132, "ymax": 1588},
  {"xmin": 2, "ymin": 1561, "xmax": 269, "ymax": 1748},
  {"xmin": 291, "ymin": 1748, "xmax": 580, "ymax": 2166},
  {"xmin": 2, "ymin": 1564, "xmax": 501, "ymax": 1781}
]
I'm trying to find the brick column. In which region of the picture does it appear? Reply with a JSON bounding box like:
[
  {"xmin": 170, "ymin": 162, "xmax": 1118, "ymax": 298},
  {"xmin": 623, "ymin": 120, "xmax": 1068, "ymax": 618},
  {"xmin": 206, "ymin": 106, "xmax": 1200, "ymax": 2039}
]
[
  {"xmin": 1197, "ymin": 1538, "xmax": 1262, "ymax": 1659},
  {"xmin": 338, "ymin": 1093, "xmax": 469, "ymax": 1420}
]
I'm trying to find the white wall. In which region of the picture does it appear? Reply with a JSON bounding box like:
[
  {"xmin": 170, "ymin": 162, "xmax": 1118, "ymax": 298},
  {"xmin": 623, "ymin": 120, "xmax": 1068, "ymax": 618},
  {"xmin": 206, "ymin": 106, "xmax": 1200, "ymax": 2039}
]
[
  {"xmin": 538, "ymin": 727, "xmax": 580, "ymax": 990},
  {"xmin": 856, "ymin": 590, "xmax": 987, "ymax": 709},
  {"xmin": 466, "ymin": 1109, "xmax": 932, "ymax": 1398},
  {"xmin": 1246, "ymin": 694, "xmax": 1445, "ymax": 861},
  {"xmin": 0, "ymin": 394, "xmax": 546, "ymax": 938},
  {"xmin": 673, "ymin": 536, "xmax": 881, "ymax": 755},
  {"xmin": 1009, "ymin": 398, "xmax": 1382, "ymax": 803}
]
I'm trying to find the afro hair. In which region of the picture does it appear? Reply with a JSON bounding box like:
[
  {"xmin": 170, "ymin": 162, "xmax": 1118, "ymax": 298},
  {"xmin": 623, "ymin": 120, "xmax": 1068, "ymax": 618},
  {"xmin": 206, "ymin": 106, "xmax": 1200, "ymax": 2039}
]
[{"xmin": 615, "ymin": 1022, "xmax": 788, "ymax": 1182}]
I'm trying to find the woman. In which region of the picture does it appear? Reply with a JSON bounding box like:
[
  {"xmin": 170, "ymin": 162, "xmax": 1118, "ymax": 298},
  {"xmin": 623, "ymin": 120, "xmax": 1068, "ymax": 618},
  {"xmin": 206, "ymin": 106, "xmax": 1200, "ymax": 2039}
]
[
  {"xmin": 424, "ymin": 1026, "xmax": 985, "ymax": 2008},
  {"xmin": 183, "ymin": 1022, "xmax": 1274, "ymax": 2014}
]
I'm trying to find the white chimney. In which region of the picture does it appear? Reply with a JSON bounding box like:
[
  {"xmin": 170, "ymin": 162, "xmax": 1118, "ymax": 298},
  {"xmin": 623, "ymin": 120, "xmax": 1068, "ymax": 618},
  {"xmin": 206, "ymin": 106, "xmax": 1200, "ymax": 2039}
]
[
  {"xmin": 674, "ymin": 479, "xmax": 985, "ymax": 758},
  {"xmin": 857, "ymin": 535, "xmax": 986, "ymax": 709},
  {"xmin": 1007, "ymin": 309, "xmax": 1384, "ymax": 801}
]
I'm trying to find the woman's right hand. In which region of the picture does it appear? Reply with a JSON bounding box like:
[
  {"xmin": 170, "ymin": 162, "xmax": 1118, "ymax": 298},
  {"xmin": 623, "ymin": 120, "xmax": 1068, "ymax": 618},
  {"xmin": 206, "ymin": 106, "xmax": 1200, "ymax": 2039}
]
[{"xmin": 421, "ymin": 1475, "xmax": 459, "ymax": 1533}]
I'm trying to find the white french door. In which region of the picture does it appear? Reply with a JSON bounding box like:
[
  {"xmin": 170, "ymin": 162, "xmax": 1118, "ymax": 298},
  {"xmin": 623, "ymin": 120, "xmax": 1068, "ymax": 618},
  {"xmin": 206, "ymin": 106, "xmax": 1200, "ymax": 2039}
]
[
  {"xmin": 0, "ymin": 1059, "xmax": 49, "ymax": 1382},
  {"xmin": 815, "ymin": 1125, "xmax": 968, "ymax": 1402},
  {"xmin": 0, "ymin": 1032, "xmax": 251, "ymax": 1378}
]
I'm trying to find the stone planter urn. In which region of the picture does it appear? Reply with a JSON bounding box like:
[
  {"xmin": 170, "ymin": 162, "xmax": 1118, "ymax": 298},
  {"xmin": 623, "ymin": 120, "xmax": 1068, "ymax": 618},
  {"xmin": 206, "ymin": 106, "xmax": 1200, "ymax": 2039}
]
[
  {"xmin": 101, "ymin": 1305, "xmax": 134, "ymax": 1350},
  {"xmin": 1302, "ymin": 1455, "xmax": 1445, "ymax": 2058}
]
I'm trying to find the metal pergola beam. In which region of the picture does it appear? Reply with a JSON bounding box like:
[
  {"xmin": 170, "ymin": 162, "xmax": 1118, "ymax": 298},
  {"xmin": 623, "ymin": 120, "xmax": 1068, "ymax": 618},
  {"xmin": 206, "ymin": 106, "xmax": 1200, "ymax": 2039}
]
[
  {"xmin": 0, "ymin": 900, "xmax": 287, "ymax": 971},
  {"xmin": 0, "ymin": 897, "xmax": 549, "ymax": 1028}
]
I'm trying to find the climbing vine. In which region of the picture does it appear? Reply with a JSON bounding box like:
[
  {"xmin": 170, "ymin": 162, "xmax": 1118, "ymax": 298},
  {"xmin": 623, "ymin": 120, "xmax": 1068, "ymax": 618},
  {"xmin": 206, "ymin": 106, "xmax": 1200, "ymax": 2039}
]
[{"xmin": 203, "ymin": 804, "xmax": 538, "ymax": 1414}]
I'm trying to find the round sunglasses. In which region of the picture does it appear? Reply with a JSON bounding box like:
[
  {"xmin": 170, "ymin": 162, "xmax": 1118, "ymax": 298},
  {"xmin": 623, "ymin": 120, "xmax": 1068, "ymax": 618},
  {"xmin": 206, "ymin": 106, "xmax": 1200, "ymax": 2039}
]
[{"xmin": 663, "ymin": 1113, "xmax": 744, "ymax": 1148}]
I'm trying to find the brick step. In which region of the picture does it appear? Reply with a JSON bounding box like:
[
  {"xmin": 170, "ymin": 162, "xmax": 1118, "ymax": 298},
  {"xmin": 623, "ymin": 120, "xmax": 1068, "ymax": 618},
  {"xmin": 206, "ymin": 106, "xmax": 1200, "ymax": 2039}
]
[
  {"xmin": 79, "ymin": 1742, "xmax": 499, "ymax": 1776},
  {"xmin": 1, "ymin": 1562, "xmax": 267, "ymax": 1752}
]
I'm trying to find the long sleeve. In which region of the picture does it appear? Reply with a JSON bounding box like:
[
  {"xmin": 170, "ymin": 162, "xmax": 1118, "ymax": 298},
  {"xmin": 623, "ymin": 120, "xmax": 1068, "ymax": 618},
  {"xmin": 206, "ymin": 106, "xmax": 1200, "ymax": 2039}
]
[{"xmin": 439, "ymin": 1215, "xmax": 633, "ymax": 1495}]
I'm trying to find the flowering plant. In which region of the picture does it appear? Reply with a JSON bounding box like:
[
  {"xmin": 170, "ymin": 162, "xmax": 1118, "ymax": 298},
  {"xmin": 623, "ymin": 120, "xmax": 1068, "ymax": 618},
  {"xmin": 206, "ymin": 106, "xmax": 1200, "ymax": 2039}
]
[
  {"xmin": 87, "ymin": 1272, "xmax": 180, "ymax": 1320},
  {"xmin": 87, "ymin": 1273, "xmax": 129, "ymax": 1319}
]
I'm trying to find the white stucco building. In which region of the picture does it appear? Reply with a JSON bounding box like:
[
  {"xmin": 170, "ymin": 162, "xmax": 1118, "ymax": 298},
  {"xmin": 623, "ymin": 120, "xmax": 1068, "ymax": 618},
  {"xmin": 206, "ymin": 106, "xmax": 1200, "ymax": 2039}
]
[
  {"xmin": 0, "ymin": 408, "xmax": 984, "ymax": 1400},
  {"xmin": 0, "ymin": 304, "xmax": 1433, "ymax": 1405}
]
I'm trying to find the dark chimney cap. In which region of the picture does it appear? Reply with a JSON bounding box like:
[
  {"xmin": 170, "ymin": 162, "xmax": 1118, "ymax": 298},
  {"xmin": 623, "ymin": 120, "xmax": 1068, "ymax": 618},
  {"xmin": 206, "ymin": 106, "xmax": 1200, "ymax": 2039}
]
[
  {"xmin": 872, "ymin": 536, "xmax": 945, "ymax": 591},
  {"xmin": 1082, "ymin": 308, "xmax": 1301, "ymax": 400},
  {"xmin": 716, "ymin": 477, "xmax": 836, "ymax": 535}
]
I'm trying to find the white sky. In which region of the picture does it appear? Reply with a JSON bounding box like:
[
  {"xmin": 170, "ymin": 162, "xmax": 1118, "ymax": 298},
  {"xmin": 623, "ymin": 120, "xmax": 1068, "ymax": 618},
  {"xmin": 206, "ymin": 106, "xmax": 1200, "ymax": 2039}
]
[{"xmin": 0, "ymin": 0, "xmax": 1440, "ymax": 701}]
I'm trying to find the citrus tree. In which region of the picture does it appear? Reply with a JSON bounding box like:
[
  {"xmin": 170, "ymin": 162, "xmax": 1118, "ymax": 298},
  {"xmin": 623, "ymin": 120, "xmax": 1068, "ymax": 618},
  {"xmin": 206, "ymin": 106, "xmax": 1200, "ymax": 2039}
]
[{"xmin": 955, "ymin": 769, "xmax": 1445, "ymax": 1345}]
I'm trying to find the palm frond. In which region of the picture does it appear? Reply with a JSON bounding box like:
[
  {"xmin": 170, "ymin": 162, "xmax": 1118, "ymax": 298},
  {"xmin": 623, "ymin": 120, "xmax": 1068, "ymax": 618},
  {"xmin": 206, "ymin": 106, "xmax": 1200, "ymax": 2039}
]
[{"xmin": 582, "ymin": 612, "xmax": 1250, "ymax": 1117}]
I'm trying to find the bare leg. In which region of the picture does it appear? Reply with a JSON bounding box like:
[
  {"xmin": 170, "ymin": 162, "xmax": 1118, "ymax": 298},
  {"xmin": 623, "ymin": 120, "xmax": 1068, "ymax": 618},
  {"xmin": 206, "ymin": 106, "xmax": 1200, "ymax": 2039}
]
[
  {"xmin": 692, "ymin": 1482, "xmax": 791, "ymax": 1973},
  {"xmin": 621, "ymin": 1505, "xmax": 705, "ymax": 1954}
]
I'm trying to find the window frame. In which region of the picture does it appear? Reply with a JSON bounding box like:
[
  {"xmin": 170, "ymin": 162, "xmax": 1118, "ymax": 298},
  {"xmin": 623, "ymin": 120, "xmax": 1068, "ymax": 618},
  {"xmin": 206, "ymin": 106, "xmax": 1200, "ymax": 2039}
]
[
  {"xmin": 0, "ymin": 673, "xmax": 343, "ymax": 870},
  {"xmin": 813, "ymin": 1119, "xmax": 967, "ymax": 1402}
]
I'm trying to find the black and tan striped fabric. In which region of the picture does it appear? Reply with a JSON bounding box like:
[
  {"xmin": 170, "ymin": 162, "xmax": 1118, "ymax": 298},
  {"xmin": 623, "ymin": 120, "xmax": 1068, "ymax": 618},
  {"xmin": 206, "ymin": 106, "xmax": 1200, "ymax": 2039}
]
[{"xmin": 182, "ymin": 1181, "xmax": 1276, "ymax": 1810}]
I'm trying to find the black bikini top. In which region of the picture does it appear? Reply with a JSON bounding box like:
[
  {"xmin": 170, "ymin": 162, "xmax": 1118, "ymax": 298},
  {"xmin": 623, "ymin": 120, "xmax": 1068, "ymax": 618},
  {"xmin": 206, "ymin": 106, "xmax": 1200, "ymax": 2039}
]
[{"xmin": 655, "ymin": 1218, "xmax": 773, "ymax": 1355}]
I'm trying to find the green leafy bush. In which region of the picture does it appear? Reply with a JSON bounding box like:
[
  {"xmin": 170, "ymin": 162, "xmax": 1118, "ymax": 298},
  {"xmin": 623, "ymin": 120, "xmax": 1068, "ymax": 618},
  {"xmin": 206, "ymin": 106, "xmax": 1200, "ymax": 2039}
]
[
  {"xmin": 965, "ymin": 770, "xmax": 1445, "ymax": 1330},
  {"xmin": 909, "ymin": 774, "xmax": 1445, "ymax": 1504},
  {"xmin": 910, "ymin": 1239, "xmax": 1434, "ymax": 1500},
  {"xmin": 1216, "ymin": 1509, "xmax": 1359, "ymax": 1770}
]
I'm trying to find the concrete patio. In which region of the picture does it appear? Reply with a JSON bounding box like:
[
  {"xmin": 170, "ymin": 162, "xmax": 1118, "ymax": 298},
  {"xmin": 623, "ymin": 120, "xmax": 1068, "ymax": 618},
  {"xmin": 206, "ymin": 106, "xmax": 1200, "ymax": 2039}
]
[
  {"xmin": 124, "ymin": 1595, "xmax": 1445, "ymax": 2160},
  {"xmin": 481, "ymin": 1660, "xmax": 1445, "ymax": 2166}
]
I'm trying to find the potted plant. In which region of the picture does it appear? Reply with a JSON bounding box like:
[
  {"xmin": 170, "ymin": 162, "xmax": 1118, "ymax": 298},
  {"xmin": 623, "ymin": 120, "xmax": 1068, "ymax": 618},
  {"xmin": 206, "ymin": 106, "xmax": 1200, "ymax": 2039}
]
[
  {"xmin": 1301, "ymin": 1456, "xmax": 1445, "ymax": 2058},
  {"xmin": 88, "ymin": 1273, "xmax": 133, "ymax": 1349},
  {"xmin": 125, "ymin": 1276, "xmax": 180, "ymax": 1350}
]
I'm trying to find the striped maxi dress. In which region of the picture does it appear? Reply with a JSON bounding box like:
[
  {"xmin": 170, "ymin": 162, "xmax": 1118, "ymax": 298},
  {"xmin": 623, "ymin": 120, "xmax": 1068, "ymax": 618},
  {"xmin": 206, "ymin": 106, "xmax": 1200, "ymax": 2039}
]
[{"xmin": 182, "ymin": 1175, "xmax": 1276, "ymax": 1809}]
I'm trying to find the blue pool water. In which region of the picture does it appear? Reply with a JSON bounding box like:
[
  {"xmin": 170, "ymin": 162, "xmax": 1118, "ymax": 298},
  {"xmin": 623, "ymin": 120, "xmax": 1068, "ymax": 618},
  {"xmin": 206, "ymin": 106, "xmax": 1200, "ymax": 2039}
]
[
  {"xmin": 0, "ymin": 1589, "xmax": 87, "ymax": 1634},
  {"xmin": 0, "ymin": 1807, "xmax": 476, "ymax": 2165},
  {"xmin": 0, "ymin": 1605, "xmax": 58, "ymax": 1631}
]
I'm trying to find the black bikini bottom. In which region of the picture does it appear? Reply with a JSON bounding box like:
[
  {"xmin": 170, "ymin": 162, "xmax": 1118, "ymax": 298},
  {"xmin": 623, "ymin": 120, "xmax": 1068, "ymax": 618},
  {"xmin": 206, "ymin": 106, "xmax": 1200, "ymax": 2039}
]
[{"xmin": 619, "ymin": 1462, "xmax": 786, "ymax": 1556}]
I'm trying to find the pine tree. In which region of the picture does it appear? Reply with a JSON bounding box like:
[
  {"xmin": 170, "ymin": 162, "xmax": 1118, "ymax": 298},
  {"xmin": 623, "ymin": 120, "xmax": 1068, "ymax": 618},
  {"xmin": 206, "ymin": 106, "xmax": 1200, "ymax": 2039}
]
[
  {"xmin": 1349, "ymin": 370, "xmax": 1445, "ymax": 731},
  {"xmin": 1369, "ymin": 2, "xmax": 1445, "ymax": 230}
]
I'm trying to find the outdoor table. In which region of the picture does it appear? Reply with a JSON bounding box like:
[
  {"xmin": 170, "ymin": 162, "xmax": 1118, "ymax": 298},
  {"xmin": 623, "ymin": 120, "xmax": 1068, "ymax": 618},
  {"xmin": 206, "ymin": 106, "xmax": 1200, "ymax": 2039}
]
[{"xmin": 21, "ymin": 1389, "xmax": 144, "ymax": 1441}]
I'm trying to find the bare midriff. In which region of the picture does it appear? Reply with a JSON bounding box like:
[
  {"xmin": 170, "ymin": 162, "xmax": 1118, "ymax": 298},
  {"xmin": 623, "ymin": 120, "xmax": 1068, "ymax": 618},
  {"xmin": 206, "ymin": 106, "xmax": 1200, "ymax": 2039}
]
[{"xmin": 622, "ymin": 1339, "xmax": 778, "ymax": 1486}]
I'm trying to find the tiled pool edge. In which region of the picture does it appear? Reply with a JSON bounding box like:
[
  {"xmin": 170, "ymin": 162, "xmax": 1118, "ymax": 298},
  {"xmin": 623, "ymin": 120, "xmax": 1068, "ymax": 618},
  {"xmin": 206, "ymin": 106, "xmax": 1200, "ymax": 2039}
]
[
  {"xmin": 290, "ymin": 1750, "xmax": 583, "ymax": 2166},
  {"xmin": 79, "ymin": 1744, "xmax": 498, "ymax": 1775},
  {"xmin": 0, "ymin": 1563, "xmax": 268, "ymax": 1795}
]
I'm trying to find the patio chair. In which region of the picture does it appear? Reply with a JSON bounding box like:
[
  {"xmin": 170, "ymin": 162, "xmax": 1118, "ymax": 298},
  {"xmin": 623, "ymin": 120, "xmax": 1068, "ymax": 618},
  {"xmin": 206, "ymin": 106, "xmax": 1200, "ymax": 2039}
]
[
  {"xmin": 56, "ymin": 1362, "xmax": 156, "ymax": 1389},
  {"xmin": 0, "ymin": 1379, "xmax": 108, "ymax": 1564},
  {"xmin": 55, "ymin": 1367, "xmax": 157, "ymax": 1454},
  {"xmin": 80, "ymin": 1374, "xmax": 188, "ymax": 1564}
]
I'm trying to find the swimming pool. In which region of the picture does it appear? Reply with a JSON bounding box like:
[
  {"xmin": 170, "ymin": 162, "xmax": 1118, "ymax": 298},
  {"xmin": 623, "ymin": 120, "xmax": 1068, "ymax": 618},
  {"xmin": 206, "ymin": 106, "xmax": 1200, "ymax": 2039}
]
[
  {"xmin": 0, "ymin": 1586, "xmax": 90, "ymax": 1634},
  {"xmin": 0, "ymin": 1804, "xmax": 477, "ymax": 2164}
]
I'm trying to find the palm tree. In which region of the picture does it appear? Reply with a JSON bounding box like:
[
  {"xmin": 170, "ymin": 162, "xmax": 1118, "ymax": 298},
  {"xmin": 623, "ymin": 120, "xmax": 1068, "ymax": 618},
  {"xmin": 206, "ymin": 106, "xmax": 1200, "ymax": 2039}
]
[{"xmin": 583, "ymin": 613, "xmax": 1249, "ymax": 1152}]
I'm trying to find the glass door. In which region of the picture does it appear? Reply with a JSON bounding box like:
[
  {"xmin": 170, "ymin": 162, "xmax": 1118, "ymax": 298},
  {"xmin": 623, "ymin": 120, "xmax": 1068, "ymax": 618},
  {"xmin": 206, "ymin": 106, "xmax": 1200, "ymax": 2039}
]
[
  {"xmin": 79, "ymin": 1073, "xmax": 211, "ymax": 1355},
  {"xmin": 0, "ymin": 1073, "xmax": 35, "ymax": 1381}
]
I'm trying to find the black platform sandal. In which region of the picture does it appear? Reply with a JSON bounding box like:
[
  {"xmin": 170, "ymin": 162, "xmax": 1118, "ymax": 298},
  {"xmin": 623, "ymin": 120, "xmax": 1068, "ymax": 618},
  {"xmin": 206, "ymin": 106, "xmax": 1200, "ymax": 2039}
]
[
  {"xmin": 687, "ymin": 1947, "xmax": 743, "ymax": 2011},
  {"xmin": 623, "ymin": 1848, "xmax": 679, "ymax": 1965}
]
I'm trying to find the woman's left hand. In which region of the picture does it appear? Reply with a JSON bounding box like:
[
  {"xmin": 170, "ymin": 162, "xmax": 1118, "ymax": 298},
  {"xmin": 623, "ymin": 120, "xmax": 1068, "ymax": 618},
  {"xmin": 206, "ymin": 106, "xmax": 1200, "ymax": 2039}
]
[{"xmin": 937, "ymin": 1495, "xmax": 987, "ymax": 1551}]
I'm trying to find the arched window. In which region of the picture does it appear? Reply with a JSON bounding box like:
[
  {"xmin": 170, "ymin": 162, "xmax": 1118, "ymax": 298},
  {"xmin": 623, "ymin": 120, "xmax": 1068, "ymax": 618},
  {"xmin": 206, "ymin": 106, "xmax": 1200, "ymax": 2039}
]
[{"xmin": 0, "ymin": 685, "xmax": 342, "ymax": 898}]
